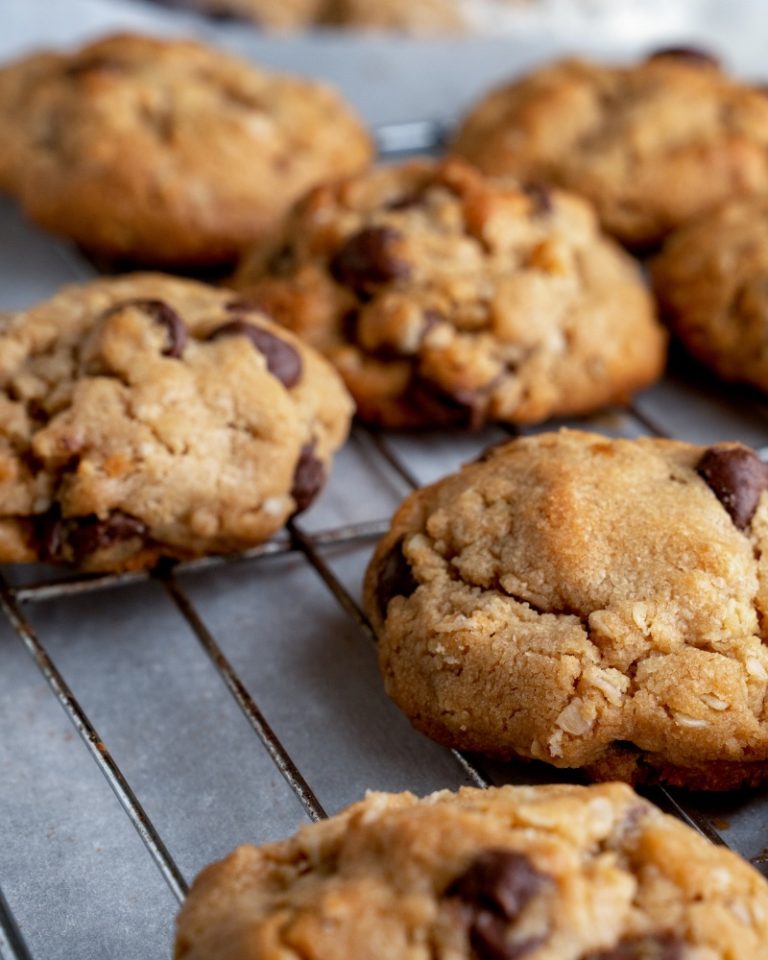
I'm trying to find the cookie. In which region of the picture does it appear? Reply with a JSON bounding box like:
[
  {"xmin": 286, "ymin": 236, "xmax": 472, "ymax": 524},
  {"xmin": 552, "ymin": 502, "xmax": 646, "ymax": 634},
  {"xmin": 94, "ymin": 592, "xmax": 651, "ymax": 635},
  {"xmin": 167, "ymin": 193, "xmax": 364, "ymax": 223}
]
[
  {"xmin": 452, "ymin": 50, "xmax": 768, "ymax": 248},
  {"xmin": 0, "ymin": 33, "xmax": 372, "ymax": 266},
  {"xmin": 364, "ymin": 430, "xmax": 768, "ymax": 790},
  {"xmin": 651, "ymin": 196, "xmax": 768, "ymax": 392},
  {"xmin": 174, "ymin": 0, "xmax": 323, "ymax": 28},
  {"xmin": 321, "ymin": 0, "xmax": 465, "ymax": 33},
  {"xmin": 0, "ymin": 274, "xmax": 353, "ymax": 572},
  {"xmin": 234, "ymin": 159, "xmax": 665, "ymax": 429},
  {"xmin": 175, "ymin": 782, "xmax": 768, "ymax": 959}
]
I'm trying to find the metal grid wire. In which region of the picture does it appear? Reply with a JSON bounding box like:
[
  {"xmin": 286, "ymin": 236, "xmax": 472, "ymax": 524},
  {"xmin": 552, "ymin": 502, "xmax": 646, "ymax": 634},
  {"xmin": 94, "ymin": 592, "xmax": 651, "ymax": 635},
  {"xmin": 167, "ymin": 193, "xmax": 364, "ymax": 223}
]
[{"xmin": 2, "ymin": 121, "xmax": 768, "ymax": 959}]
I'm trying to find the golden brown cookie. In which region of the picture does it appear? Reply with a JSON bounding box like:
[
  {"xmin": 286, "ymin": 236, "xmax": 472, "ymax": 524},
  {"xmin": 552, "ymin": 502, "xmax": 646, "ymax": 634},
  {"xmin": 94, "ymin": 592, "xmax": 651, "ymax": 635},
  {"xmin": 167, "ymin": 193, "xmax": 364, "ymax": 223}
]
[
  {"xmin": 321, "ymin": 0, "xmax": 465, "ymax": 33},
  {"xmin": 651, "ymin": 195, "xmax": 768, "ymax": 392},
  {"xmin": 175, "ymin": 783, "xmax": 768, "ymax": 959},
  {"xmin": 0, "ymin": 274, "xmax": 353, "ymax": 572},
  {"xmin": 0, "ymin": 33, "xmax": 372, "ymax": 266},
  {"xmin": 234, "ymin": 159, "xmax": 665, "ymax": 429},
  {"xmin": 364, "ymin": 430, "xmax": 768, "ymax": 790},
  {"xmin": 164, "ymin": 0, "xmax": 465, "ymax": 30},
  {"xmin": 190, "ymin": 0, "xmax": 323, "ymax": 27},
  {"xmin": 452, "ymin": 50, "xmax": 768, "ymax": 248}
]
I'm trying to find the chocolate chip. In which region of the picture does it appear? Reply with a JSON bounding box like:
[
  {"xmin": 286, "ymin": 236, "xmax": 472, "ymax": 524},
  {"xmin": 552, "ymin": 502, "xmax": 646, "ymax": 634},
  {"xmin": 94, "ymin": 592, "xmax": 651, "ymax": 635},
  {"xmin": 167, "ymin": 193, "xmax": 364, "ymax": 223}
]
[
  {"xmin": 64, "ymin": 56, "xmax": 127, "ymax": 78},
  {"xmin": 522, "ymin": 182, "xmax": 553, "ymax": 216},
  {"xmin": 406, "ymin": 376, "xmax": 491, "ymax": 430},
  {"xmin": 386, "ymin": 190, "xmax": 426, "ymax": 212},
  {"xmin": 447, "ymin": 850, "xmax": 548, "ymax": 960},
  {"xmin": 375, "ymin": 538, "xmax": 418, "ymax": 617},
  {"xmin": 291, "ymin": 441, "xmax": 325, "ymax": 514},
  {"xmin": 38, "ymin": 509, "xmax": 147, "ymax": 564},
  {"xmin": 208, "ymin": 320, "xmax": 302, "ymax": 388},
  {"xmin": 329, "ymin": 226, "xmax": 412, "ymax": 294},
  {"xmin": 697, "ymin": 444, "xmax": 768, "ymax": 529},
  {"xmin": 107, "ymin": 299, "xmax": 187, "ymax": 358},
  {"xmin": 584, "ymin": 934, "xmax": 685, "ymax": 960},
  {"xmin": 647, "ymin": 46, "xmax": 720, "ymax": 68},
  {"xmin": 139, "ymin": 299, "xmax": 187, "ymax": 358},
  {"xmin": 69, "ymin": 512, "xmax": 147, "ymax": 562},
  {"xmin": 447, "ymin": 850, "xmax": 545, "ymax": 919}
]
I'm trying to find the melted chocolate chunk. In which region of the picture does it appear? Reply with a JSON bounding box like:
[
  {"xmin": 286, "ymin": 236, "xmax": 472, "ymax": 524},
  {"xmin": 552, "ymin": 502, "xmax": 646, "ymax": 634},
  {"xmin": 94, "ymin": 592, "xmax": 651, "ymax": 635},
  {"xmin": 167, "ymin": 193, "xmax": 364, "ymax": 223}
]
[
  {"xmin": 291, "ymin": 441, "xmax": 325, "ymax": 514},
  {"xmin": 647, "ymin": 46, "xmax": 720, "ymax": 68},
  {"xmin": 64, "ymin": 56, "xmax": 127, "ymax": 78},
  {"xmin": 447, "ymin": 850, "xmax": 545, "ymax": 919},
  {"xmin": 447, "ymin": 850, "xmax": 548, "ymax": 960},
  {"xmin": 110, "ymin": 299, "xmax": 187, "ymax": 358},
  {"xmin": 697, "ymin": 444, "xmax": 768, "ymax": 529},
  {"xmin": 406, "ymin": 376, "xmax": 491, "ymax": 431},
  {"xmin": 209, "ymin": 320, "xmax": 302, "ymax": 388},
  {"xmin": 585, "ymin": 934, "xmax": 685, "ymax": 960},
  {"xmin": 69, "ymin": 513, "xmax": 147, "ymax": 561},
  {"xmin": 329, "ymin": 226, "xmax": 412, "ymax": 294},
  {"xmin": 386, "ymin": 189, "xmax": 427, "ymax": 212},
  {"xmin": 375, "ymin": 539, "xmax": 418, "ymax": 618},
  {"xmin": 39, "ymin": 509, "xmax": 147, "ymax": 564},
  {"xmin": 341, "ymin": 309, "xmax": 361, "ymax": 344},
  {"xmin": 522, "ymin": 182, "xmax": 553, "ymax": 216}
]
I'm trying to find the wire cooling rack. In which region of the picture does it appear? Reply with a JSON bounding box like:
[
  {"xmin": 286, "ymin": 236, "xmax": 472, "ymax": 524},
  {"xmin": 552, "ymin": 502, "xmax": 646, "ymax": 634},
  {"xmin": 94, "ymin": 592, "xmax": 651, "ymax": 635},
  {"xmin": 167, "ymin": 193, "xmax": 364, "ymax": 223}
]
[{"xmin": 2, "ymin": 122, "xmax": 768, "ymax": 960}]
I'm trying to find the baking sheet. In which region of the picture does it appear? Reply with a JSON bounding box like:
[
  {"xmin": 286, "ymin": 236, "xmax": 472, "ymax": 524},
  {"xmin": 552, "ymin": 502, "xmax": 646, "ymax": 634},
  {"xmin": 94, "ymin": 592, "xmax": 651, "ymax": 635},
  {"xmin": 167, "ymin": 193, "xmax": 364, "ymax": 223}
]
[{"xmin": 2, "ymin": 3, "xmax": 768, "ymax": 958}]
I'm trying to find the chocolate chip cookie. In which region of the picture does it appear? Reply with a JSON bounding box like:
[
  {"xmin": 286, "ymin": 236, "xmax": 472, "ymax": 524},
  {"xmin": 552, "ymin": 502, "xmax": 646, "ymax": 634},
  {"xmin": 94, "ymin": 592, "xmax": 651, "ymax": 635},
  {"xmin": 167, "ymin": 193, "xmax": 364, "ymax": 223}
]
[
  {"xmin": 0, "ymin": 274, "xmax": 353, "ymax": 572},
  {"xmin": 0, "ymin": 33, "xmax": 372, "ymax": 266},
  {"xmin": 159, "ymin": 0, "xmax": 465, "ymax": 30},
  {"xmin": 175, "ymin": 782, "xmax": 768, "ymax": 959},
  {"xmin": 364, "ymin": 430, "xmax": 768, "ymax": 789},
  {"xmin": 452, "ymin": 50, "xmax": 768, "ymax": 248},
  {"xmin": 234, "ymin": 160, "xmax": 665, "ymax": 429},
  {"xmin": 180, "ymin": 0, "xmax": 323, "ymax": 27},
  {"xmin": 321, "ymin": 0, "xmax": 465, "ymax": 32},
  {"xmin": 651, "ymin": 196, "xmax": 768, "ymax": 392}
]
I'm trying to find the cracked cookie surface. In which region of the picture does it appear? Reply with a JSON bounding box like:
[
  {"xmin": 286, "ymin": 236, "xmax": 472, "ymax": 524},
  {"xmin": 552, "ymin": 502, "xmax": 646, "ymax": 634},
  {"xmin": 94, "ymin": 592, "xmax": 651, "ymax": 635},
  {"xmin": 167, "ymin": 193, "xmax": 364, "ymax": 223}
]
[
  {"xmin": 175, "ymin": 783, "xmax": 768, "ymax": 959},
  {"xmin": 0, "ymin": 273, "xmax": 353, "ymax": 572},
  {"xmin": 364, "ymin": 430, "xmax": 768, "ymax": 789},
  {"xmin": 0, "ymin": 33, "xmax": 372, "ymax": 266},
  {"xmin": 234, "ymin": 159, "xmax": 665, "ymax": 429},
  {"xmin": 652, "ymin": 196, "xmax": 768, "ymax": 392},
  {"xmin": 452, "ymin": 52, "xmax": 768, "ymax": 248}
]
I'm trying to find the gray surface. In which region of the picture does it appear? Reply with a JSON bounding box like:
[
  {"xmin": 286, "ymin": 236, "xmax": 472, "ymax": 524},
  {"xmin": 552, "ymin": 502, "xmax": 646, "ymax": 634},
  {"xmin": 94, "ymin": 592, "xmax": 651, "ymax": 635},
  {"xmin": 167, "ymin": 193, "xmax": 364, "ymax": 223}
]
[{"xmin": 2, "ymin": 2, "xmax": 768, "ymax": 959}]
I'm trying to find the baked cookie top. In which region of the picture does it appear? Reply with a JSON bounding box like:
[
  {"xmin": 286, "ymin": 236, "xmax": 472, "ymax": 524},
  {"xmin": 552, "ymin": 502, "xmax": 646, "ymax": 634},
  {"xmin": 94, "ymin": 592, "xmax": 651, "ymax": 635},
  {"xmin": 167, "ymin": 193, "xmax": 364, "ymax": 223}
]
[
  {"xmin": 0, "ymin": 33, "xmax": 372, "ymax": 265},
  {"xmin": 322, "ymin": 0, "xmax": 465, "ymax": 32},
  {"xmin": 364, "ymin": 430, "xmax": 768, "ymax": 789},
  {"xmin": 234, "ymin": 159, "xmax": 665, "ymax": 429},
  {"xmin": 0, "ymin": 274, "xmax": 353, "ymax": 572},
  {"xmin": 188, "ymin": 0, "xmax": 323, "ymax": 27},
  {"xmin": 452, "ymin": 50, "xmax": 768, "ymax": 248},
  {"xmin": 165, "ymin": 0, "xmax": 464, "ymax": 31},
  {"xmin": 652, "ymin": 195, "xmax": 768, "ymax": 392},
  {"xmin": 175, "ymin": 783, "xmax": 768, "ymax": 959}
]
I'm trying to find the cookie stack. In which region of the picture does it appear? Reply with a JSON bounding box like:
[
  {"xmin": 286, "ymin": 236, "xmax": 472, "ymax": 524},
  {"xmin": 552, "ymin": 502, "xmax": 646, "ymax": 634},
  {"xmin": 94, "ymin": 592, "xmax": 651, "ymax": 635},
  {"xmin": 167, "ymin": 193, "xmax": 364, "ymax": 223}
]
[{"xmin": 2, "ymin": 30, "xmax": 768, "ymax": 960}]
